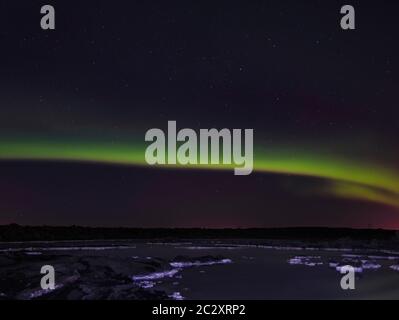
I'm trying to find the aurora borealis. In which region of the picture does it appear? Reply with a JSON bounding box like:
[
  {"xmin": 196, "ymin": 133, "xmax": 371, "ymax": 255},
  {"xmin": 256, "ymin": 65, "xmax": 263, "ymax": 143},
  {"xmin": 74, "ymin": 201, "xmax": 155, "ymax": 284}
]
[
  {"xmin": 1, "ymin": 137, "xmax": 399, "ymax": 209},
  {"xmin": 0, "ymin": 0, "xmax": 398, "ymax": 228}
]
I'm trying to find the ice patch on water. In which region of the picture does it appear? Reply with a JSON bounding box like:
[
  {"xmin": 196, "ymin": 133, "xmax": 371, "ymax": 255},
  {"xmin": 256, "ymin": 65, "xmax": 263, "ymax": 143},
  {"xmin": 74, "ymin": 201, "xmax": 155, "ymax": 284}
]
[
  {"xmin": 0, "ymin": 245, "xmax": 136, "ymax": 253},
  {"xmin": 288, "ymin": 257, "xmax": 302, "ymax": 265},
  {"xmin": 330, "ymin": 257, "xmax": 380, "ymax": 272},
  {"xmin": 288, "ymin": 256, "xmax": 323, "ymax": 267},
  {"xmin": 336, "ymin": 265, "xmax": 363, "ymax": 273},
  {"xmin": 215, "ymin": 244, "xmax": 356, "ymax": 252},
  {"xmin": 390, "ymin": 265, "xmax": 399, "ymax": 271},
  {"xmin": 169, "ymin": 292, "xmax": 184, "ymax": 300},
  {"xmin": 132, "ymin": 269, "xmax": 180, "ymax": 281},
  {"xmin": 17, "ymin": 275, "xmax": 79, "ymax": 300},
  {"xmin": 18, "ymin": 281, "xmax": 70, "ymax": 300},
  {"xmin": 340, "ymin": 254, "xmax": 390, "ymax": 270},
  {"xmin": 28, "ymin": 284, "xmax": 64, "ymax": 299},
  {"xmin": 361, "ymin": 260, "xmax": 381, "ymax": 270},
  {"xmin": 133, "ymin": 269, "xmax": 181, "ymax": 289},
  {"xmin": 137, "ymin": 281, "xmax": 156, "ymax": 289},
  {"xmin": 381, "ymin": 249, "xmax": 399, "ymax": 256},
  {"xmin": 170, "ymin": 259, "xmax": 232, "ymax": 268},
  {"xmin": 343, "ymin": 254, "xmax": 398, "ymax": 261},
  {"xmin": 367, "ymin": 255, "xmax": 398, "ymax": 260},
  {"xmin": 342, "ymin": 254, "xmax": 362, "ymax": 258}
]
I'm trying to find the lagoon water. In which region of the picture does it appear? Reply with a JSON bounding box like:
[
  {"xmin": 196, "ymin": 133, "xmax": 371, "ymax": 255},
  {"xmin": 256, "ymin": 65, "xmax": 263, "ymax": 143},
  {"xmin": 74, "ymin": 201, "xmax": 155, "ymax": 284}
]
[{"xmin": 1, "ymin": 240, "xmax": 399, "ymax": 300}]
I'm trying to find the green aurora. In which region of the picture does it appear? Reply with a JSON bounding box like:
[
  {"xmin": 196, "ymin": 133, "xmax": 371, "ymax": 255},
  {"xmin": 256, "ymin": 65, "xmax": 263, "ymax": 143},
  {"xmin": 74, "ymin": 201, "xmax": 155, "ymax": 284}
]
[{"xmin": 1, "ymin": 137, "xmax": 399, "ymax": 209}]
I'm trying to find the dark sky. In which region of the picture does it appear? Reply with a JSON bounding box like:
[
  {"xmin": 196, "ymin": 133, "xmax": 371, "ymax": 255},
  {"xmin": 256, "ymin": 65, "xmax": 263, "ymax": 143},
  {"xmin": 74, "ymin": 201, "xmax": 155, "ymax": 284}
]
[{"xmin": 0, "ymin": 1, "xmax": 398, "ymax": 228}]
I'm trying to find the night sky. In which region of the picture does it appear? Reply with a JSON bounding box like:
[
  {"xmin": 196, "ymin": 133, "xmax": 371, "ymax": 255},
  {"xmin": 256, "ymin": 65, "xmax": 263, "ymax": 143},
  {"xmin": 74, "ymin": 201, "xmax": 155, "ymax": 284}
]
[{"xmin": 0, "ymin": 1, "xmax": 398, "ymax": 228}]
